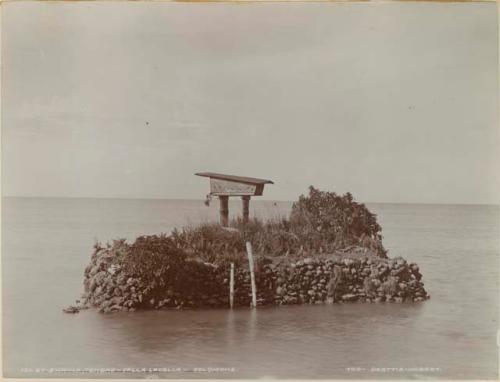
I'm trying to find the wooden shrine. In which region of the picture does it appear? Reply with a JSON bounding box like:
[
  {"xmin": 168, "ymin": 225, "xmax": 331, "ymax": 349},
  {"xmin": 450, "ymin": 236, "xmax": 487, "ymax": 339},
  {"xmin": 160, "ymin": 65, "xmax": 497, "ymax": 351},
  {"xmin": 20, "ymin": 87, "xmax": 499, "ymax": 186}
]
[{"xmin": 195, "ymin": 172, "xmax": 274, "ymax": 226}]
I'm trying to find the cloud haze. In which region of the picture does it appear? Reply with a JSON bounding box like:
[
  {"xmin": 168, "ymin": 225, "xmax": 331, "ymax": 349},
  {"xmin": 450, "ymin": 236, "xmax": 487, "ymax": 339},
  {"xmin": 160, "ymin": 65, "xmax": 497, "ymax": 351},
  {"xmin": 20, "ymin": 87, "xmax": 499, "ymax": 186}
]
[{"xmin": 2, "ymin": 2, "xmax": 498, "ymax": 204}]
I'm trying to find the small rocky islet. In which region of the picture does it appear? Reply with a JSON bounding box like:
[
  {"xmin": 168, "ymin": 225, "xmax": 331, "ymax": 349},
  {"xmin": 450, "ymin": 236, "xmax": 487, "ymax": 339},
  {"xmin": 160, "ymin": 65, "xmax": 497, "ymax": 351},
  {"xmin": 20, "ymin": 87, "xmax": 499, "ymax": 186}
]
[
  {"xmin": 64, "ymin": 187, "xmax": 429, "ymax": 314},
  {"xmin": 65, "ymin": 246, "xmax": 428, "ymax": 314}
]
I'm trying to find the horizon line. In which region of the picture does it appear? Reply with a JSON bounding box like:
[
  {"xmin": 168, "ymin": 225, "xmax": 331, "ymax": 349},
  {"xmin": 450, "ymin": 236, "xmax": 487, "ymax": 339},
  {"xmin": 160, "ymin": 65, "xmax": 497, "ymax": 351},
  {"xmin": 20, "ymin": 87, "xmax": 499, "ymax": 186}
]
[{"xmin": 2, "ymin": 195, "xmax": 499, "ymax": 207}]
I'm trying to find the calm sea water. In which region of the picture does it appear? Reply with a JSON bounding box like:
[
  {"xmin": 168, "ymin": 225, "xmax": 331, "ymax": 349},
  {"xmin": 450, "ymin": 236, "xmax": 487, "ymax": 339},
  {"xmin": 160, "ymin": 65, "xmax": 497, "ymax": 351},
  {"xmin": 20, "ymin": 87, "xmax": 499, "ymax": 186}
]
[{"xmin": 2, "ymin": 197, "xmax": 498, "ymax": 379}]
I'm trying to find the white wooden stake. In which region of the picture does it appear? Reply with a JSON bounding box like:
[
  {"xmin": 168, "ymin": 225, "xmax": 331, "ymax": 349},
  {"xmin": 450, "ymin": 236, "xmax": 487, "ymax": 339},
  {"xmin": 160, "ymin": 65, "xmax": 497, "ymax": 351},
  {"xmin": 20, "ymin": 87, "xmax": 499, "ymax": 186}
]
[
  {"xmin": 246, "ymin": 241, "xmax": 257, "ymax": 308},
  {"xmin": 229, "ymin": 262, "xmax": 235, "ymax": 309}
]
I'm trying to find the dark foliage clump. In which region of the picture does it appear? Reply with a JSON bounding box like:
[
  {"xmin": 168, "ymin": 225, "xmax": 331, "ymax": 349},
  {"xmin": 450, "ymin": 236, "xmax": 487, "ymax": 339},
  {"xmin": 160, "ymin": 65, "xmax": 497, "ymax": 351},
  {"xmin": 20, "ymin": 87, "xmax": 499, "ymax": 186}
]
[
  {"xmin": 288, "ymin": 186, "xmax": 385, "ymax": 255},
  {"xmin": 115, "ymin": 235, "xmax": 227, "ymax": 302},
  {"xmin": 122, "ymin": 234, "xmax": 186, "ymax": 285}
]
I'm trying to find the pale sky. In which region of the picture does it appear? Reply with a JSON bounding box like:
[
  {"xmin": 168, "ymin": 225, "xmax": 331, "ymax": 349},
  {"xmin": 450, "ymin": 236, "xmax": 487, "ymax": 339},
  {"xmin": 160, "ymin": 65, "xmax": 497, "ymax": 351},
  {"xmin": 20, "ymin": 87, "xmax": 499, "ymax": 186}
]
[{"xmin": 2, "ymin": 2, "xmax": 498, "ymax": 204}]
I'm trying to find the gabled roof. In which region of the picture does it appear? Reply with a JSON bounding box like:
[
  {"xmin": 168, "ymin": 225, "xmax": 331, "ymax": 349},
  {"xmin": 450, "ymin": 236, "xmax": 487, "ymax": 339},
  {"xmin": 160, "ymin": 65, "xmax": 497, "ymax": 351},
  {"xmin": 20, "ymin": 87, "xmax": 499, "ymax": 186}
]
[{"xmin": 195, "ymin": 172, "xmax": 274, "ymax": 185}]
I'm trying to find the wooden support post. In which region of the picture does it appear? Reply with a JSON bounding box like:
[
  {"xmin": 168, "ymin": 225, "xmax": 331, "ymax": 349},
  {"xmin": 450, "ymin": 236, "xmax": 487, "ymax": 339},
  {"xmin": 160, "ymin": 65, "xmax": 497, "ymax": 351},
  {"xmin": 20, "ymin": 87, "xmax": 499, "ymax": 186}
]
[
  {"xmin": 242, "ymin": 196, "xmax": 250, "ymax": 224},
  {"xmin": 229, "ymin": 263, "xmax": 235, "ymax": 309},
  {"xmin": 246, "ymin": 241, "xmax": 257, "ymax": 308},
  {"xmin": 219, "ymin": 195, "xmax": 229, "ymax": 227}
]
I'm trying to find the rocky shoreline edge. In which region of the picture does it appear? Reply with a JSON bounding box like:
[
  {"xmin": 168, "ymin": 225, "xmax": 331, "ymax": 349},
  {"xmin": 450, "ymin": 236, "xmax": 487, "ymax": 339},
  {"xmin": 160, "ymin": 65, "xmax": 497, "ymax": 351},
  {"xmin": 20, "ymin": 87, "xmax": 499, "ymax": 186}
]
[{"xmin": 65, "ymin": 245, "xmax": 429, "ymax": 314}]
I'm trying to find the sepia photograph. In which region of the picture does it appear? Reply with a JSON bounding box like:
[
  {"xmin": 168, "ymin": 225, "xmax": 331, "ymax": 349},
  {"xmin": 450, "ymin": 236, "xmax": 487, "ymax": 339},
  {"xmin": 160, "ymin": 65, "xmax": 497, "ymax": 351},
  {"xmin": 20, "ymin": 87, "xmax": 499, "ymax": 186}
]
[{"xmin": 1, "ymin": 0, "xmax": 498, "ymax": 380}]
